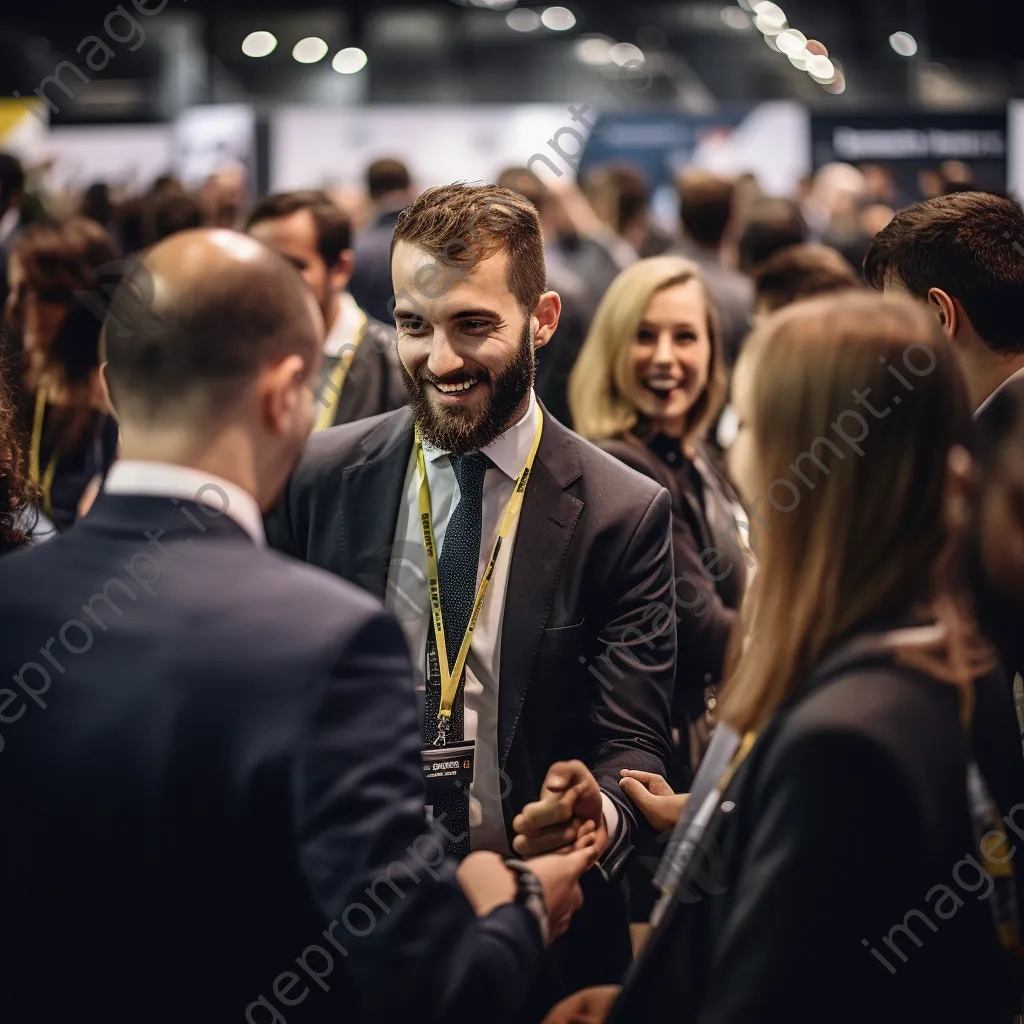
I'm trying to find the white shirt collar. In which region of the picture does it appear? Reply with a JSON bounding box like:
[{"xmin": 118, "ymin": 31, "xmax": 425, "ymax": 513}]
[
  {"xmin": 422, "ymin": 389, "xmax": 539, "ymax": 480},
  {"xmin": 323, "ymin": 292, "xmax": 365, "ymax": 358},
  {"xmin": 103, "ymin": 461, "xmax": 266, "ymax": 546},
  {"xmin": 975, "ymin": 365, "xmax": 1024, "ymax": 421}
]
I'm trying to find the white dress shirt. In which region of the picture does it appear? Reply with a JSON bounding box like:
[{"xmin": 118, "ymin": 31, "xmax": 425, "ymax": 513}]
[
  {"xmin": 974, "ymin": 365, "xmax": 1024, "ymax": 421},
  {"xmin": 386, "ymin": 391, "xmax": 621, "ymax": 854},
  {"xmin": 323, "ymin": 292, "xmax": 366, "ymax": 358},
  {"xmin": 103, "ymin": 461, "xmax": 266, "ymax": 546}
]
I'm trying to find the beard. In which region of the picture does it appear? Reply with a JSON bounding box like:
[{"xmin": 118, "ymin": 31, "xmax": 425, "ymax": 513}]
[
  {"xmin": 964, "ymin": 519, "xmax": 1024, "ymax": 676},
  {"xmin": 400, "ymin": 321, "xmax": 535, "ymax": 455}
]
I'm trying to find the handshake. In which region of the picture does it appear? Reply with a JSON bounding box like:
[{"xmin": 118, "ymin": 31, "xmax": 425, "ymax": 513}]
[
  {"xmin": 456, "ymin": 760, "xmax": 690, "ymax": 948},
  {"xmin": 455, "ymin": 759, "xmax": 608, "ymax": 945}
]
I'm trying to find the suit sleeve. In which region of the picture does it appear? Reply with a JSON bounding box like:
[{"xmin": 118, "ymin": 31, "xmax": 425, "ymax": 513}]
[
  {"xmin": 590, "ymin": 485, "xmax": 676, "ymax": 876},
  {"xmin": 295, "ymin": 606, "xmax": 543, "ymax": 1022},
  {"xmin": 602, "ymin": 440, "xmax": 735, "ymax": 721},
  {"xmin": 696, "ymin": 730, "xmax": 925, "ymax": 1024}
]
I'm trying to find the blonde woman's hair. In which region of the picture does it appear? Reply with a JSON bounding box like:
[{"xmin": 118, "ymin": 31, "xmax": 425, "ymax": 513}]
[
  {"xmin": 568, "ymin": 255, "xmax": 726, "ymax": 444},
  {"xmin": 722, "ymin": 290, "xmax": 987, "ymax": 734}
]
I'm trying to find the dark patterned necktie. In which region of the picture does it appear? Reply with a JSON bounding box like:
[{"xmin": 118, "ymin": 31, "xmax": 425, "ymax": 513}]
[{"xmin": 424, "ymin": 451, "xmax": 490, "ymax": 859}]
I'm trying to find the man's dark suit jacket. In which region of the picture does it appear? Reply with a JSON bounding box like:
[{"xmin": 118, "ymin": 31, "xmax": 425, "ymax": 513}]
[
  {"xmin": 611, "ymin": 629, "xmax": 1024, "ymax": 1024},
  {"xmin": 0, "ymin": 492, "xmax": 543, "ymax": 1024},
  {"xmin": 267, "ymin": 404, "xmax": 676, "ymax": 990},
  {"xmin": 349, "ymin": 209, "xmax": 403, "ymax": 325},
  {"xmin": 330, "ymin": 313, "xmax": 405, "ymax": 426}
]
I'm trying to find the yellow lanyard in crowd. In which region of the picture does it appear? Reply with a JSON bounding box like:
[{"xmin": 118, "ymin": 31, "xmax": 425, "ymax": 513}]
[
  {"xmin": 415, "ymin": 409, "xmax": 544, "ymax": 745},
  {"xmin": 314, "ymin": 309, "xmax": 369, "ymax": 432},
  {"xmin": 29, "ymin": 386, "xmax": 57, "ymax": 518}
]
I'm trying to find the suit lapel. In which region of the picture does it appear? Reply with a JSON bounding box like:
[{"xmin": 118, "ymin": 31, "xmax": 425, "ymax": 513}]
[
  {"xmin": 338, "ymin": 408, "xmax": 414, "ymax": 602},
  {"xmin": 498, "ymin": 413, "xmax": 583, "ymax": 770}
]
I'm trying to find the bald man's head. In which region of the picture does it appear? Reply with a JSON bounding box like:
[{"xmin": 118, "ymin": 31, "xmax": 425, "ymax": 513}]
[{"xmin": 103, "ymin": 228, "xmax": 322, "ymax": 424}]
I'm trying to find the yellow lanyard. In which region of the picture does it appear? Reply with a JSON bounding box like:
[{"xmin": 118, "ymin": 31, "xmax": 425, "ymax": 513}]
[
  {"xmin": 415, "ymin": 409, "xmax": 543, "ymax": 745},
  {"xmin": 29, "ymin": 386, "xmax": 57, "ymax": 518},
  {"xmin": 314, "ymin": 309, "xmax": 369, "ymax": 432}
]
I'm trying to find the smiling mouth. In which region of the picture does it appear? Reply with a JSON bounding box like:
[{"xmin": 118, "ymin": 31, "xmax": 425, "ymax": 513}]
[
  {"xmin": 434, "ymin": 379, "xmax": 480, "ymax": 394},
  {"xmin": 642, "ymin": 380, "xmax": 683, "ymax": 399}
]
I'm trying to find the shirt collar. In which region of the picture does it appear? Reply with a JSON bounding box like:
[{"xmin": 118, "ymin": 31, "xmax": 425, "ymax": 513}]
[
  {"xmin": 323, "ymin": 292, "xmax": 366, "ymax": 358},
  {"xmin": 421, "ymin": 389, "xmax": 539, "ymax": 480},
  {"xmin": 975, "ymin": 365, "xmax": 1024, "ymax": 421},
  {"xmin": 103, "ymin": 461, "xmax": 266, "ymax": 546}
]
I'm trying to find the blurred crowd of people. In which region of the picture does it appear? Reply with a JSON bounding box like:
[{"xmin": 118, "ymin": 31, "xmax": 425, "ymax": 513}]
[{"xmin": 1, "ymin": 140, "xmax": 1023, "ymax": 1024}]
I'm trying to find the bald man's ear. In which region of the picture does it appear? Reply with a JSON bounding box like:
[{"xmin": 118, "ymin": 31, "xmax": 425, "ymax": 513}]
[
  {"xmin": 531, "ymin": 291, "xmax": 561, "ymax": 352},
  {"xmin": 262, "ymin": 354, "xmax": 315, "ymax": 438},
  {"xmin": 330, "ymin": 249, "xmax": 356, "ymax": 295}
]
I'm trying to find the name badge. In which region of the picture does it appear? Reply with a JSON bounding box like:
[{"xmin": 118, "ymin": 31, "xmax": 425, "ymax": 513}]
[{"xmin": 421, "ymin": 740, "xmax": 475, "ymax": 822}]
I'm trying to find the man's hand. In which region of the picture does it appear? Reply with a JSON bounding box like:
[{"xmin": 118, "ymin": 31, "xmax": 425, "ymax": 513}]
[
  {"xmin": 528, "ymin": 838, "xmax": 601, "ymax": 942},
  {"xmin": 457, "ymin": 850, "xmax": 518, "ymax": 917},
  {"xmin": 618, "ymin": 769, "xmax": 689, "ymax": 832},
  {"xmin": 541, "ymin": 985, "xmax": 622, "ymax": 1024},
  {"xmin": 512, "ymin": 760, "xmax": 608, "ymax": 858}
]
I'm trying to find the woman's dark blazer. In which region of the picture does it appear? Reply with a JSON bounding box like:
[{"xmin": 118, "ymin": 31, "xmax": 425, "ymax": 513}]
[
  {"xmin": 611, "ymin": 627, "xmax": 1024, "ymax": 1024},
  {"xmin": 598, "ymin": 433, "xmax": 746, "ymax": 724}
]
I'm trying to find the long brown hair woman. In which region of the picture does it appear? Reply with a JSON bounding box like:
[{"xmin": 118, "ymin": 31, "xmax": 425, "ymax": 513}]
[
  {"xmin": 5, "ymin": 217, "xmax": 121, "ymax": 531},
  {"xmin": 551, "ymin": 292, "xmax": 1024, "ymax": 1024}
]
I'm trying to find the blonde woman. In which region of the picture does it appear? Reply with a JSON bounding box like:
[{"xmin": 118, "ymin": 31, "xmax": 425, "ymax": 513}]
[
  {"xmin": 550, "ymin": 291, "xmax": 1024, "ymax": 1024},
  {"xmin": 569, "ymin": 255, "xmax": 745, "ymax": 781}
]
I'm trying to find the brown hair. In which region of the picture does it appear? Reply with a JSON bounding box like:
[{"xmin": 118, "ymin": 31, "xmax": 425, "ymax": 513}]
[
  {"xmin": 390, "ymin": 183, "xmax": 546, "ymax": 313},
  {"xmin": 245, "ymin": 189, "xmax": 352, "ymax": 269},
  {"xmin": 863, "ymin": 191, "xmax": 1024, "ymax": 356},
  {"xmin": 678, "ymin": 171, "xmax": 736, "ymax": 249},
  {"xmin": 569, "ymin": 256, "xmax": 726, "ymax": 446},
  {"xmin": 11, "ymin": 218, "xmax": 120, "ymax": 456},
  {"xmin": 753, "ymin": 243, "xmax": 860, "ymax": 313},
  {"xmin": 722, "ymin": 291, "xmax": 984, "ymax": 733},
  {"xmin": 367, "ymin": 158, "xmax": 411, "ymax": 200}
]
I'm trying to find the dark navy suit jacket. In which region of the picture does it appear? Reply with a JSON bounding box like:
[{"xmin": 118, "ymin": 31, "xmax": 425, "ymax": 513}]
[{"xmin": 0, "ymin": 491, "xmax": 541, "ymax": 1024}]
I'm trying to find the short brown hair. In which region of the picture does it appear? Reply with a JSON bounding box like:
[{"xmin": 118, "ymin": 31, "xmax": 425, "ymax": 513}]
[
  {"xmin": 366, "ymin": 158, "xmax": 411, "ymax": 200},
  {"xmin": 863, "ymin": 191, "xmax": 1024, "ymax": 356},
  {"xmin": 754, "ymin": 243, "xmax": 860, "ymax": 313},
  {"xmin": 390, "ymin": 182, "xmax": 546, "ymax": 313},
  {"xmin": 678, "ymin": 171, "xmax": 735, "ymax": 248},
  {"xmin": 583, "ymin": 163, "xmax": 649, "ymax": 233},
  {"xmin": 246, "ymin": 190, "xmax": 351, "ymax": 269}
]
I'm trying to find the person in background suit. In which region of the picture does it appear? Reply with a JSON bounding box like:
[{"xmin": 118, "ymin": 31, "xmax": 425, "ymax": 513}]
[
  {"xmin": 497, "ymin": 165, "xmax": 590, "ymax": 429},
  {"xmin": 349, "ymin": 158, "xmax": 416, "ymax": 324},
  {"xmin": 267, "ymin": 182, "xmax": 675, "ymax": 1008},
  {"xmin": 972, "ymin": 378, "xmax": 1024, "ymax": 727},
  {"xmin": 247, "ymin": 190, "xmax": 404, "ymax": 427},
  {"xmin": 0, "ymin": 227, "xmax": 596, "ymax": 1024},
  {"xmin": 570, "ymin": 256, "xmax": 748, "ymax": 790},
  {"xmin": 548, "ymin": 291, "xmax": 1024, "ymax": 1024},
  {"xmin": 865, "ymin": 192, "xmax": 1024, "ymax": 427},
  {"xmin": 672, "ymin": 172, "xmax": 753, "ymax": 369}
]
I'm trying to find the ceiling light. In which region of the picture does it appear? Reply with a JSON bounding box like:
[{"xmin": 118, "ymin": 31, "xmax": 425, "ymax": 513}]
[
  {"xmin": 241, "ymin": 31, "xmax": 277, "ymax": 58},
  {"xmin": 788, "ymin": 49, "xmax": 809, "ymax": 69},
  {"xmin": 332, "ymin": 47, "xmax": 367, "ymax": 73},
  {"xmin": 610, "ymin": 42, "xmax": 645, "ymax": 66},
  {"xmin": 292, "ymin": 37, "xmax": 329, "ymax": 63},
  {"xmin": 752, "ymin": 2, "xmax": 786, "ymax": 33},
  {"xmin": 507, "ymin": 9, "xmax": 541, "ymax": 31},
  {"xmin": 720, "ymin": 6, "xmax": 751, "ymax": 29},
  {"xmin": 541, "ymin": 6, "xmax": 576, "ymax": 30},
  {"xmin": 574, "ymin": 35, "xmax": 613, "ymax": 65},
  {"xmin": 889, "ymin": 31, "xmax": 918, "ymax": 56},
  {"xmin": 806, "ymin": 54, "xmax": 834, "ymax": 79},
  {"xmin": 775, "ymin": 28, "xmax": 806, "ymax": 54}
]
